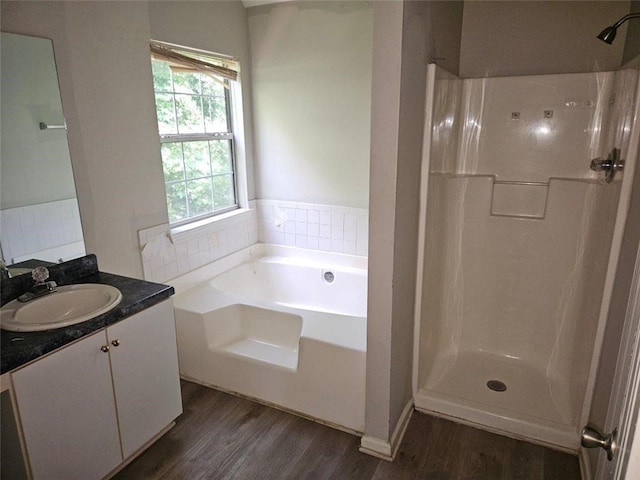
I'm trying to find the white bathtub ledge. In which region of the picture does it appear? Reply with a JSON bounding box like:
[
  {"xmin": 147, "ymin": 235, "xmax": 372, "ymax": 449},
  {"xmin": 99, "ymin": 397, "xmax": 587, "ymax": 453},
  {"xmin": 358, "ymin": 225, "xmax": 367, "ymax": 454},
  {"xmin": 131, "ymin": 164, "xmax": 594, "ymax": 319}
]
[{"xmin": 300, "ymin": 311, "xmax": 366, "ymax": 352}]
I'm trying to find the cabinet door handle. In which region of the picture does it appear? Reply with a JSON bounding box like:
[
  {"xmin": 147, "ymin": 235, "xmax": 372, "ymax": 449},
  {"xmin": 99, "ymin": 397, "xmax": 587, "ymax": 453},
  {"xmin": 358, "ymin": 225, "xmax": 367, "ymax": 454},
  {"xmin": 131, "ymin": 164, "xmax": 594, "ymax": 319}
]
[
  {"xmin": 100, "ymin": 345, "xmax": 110, "ymax": 353},
  {"xmin": 111, "ymin": 339, "xmax": 120, "ymax": 347}
]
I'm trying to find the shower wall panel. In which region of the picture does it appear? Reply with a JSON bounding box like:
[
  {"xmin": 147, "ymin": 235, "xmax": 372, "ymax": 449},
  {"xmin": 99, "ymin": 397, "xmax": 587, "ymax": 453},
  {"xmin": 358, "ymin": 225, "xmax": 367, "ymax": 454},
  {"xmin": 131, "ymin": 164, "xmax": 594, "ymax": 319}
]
[
  {"xmin": 453, "ymin": 73, "xmax": 614, "ymax": 181},
  {"xmin": 418, "ymin": 66, "xmax": 462, "ymax": 389},
  {"xmin": 417, "ymin": 67, "xmax": 638, "ymax": 447}
]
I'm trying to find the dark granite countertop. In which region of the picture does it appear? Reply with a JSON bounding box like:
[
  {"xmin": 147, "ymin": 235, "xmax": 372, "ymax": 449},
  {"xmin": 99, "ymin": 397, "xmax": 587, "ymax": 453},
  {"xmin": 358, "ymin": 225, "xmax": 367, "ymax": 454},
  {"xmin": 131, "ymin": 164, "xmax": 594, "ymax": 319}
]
[{"xmin": 1, "ymin": 255, "xmax": 174, "ymax": 374}]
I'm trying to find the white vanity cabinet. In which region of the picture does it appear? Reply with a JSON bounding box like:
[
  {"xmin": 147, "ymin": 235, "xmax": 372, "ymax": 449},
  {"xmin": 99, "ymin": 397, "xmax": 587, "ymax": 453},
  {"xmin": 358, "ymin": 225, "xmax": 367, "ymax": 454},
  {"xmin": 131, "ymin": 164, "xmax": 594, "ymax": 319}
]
[{"xmin": 11, "ymin": 299, "xmax": 182, "ymax": 480}]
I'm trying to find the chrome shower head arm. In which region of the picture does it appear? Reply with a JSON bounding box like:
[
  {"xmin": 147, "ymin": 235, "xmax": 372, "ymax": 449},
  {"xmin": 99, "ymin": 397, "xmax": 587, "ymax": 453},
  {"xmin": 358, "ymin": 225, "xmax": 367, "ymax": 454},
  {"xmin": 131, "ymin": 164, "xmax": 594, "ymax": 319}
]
[{"xmin": 598, "ymin": 12, "xmax": 640, "ymax": 44}]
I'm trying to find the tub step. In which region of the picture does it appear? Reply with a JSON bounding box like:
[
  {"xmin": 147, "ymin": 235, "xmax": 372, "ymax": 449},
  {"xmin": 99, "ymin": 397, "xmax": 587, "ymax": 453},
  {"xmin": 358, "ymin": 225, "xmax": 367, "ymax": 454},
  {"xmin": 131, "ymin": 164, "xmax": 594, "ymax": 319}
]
[{"xmin": 218, "ymin": 338, "xmax": 299, "ymax": 371}]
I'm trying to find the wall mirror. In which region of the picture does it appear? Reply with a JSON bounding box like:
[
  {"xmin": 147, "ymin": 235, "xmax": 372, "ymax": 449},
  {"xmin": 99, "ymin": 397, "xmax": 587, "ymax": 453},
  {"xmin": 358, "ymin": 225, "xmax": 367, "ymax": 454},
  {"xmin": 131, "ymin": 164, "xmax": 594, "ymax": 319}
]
[{"xmin": 0, "ymin": 32, "xmax": 85, "ymax": 274}]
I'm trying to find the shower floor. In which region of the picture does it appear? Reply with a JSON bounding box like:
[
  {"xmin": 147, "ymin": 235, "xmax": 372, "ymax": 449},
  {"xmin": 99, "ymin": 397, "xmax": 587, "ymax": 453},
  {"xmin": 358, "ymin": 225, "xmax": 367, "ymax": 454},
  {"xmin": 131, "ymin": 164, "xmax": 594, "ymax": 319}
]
[{"xmin": 417, "ymin": 350, "xmax": 576, "ymax": 447}]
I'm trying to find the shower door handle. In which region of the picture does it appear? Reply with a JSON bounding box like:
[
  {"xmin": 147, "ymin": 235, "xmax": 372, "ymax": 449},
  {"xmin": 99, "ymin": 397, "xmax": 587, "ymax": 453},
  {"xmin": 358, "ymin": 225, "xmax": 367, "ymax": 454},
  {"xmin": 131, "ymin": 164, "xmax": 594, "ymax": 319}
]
[
  {"xmin": 581, "ymin": 423, "xmax": 617, "ymax": 461},
  {"xmin": 590, "ymin": 147, "xmax": 624, "ymax": 183}
]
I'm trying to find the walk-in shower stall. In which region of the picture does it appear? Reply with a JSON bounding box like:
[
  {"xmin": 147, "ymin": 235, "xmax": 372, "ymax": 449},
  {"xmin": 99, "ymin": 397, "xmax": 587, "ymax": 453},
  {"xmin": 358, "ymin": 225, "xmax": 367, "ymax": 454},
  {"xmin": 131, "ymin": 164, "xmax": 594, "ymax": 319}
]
[{"xmin": 414, "ymin": 65, "xmax": 640, "ymax": 450}]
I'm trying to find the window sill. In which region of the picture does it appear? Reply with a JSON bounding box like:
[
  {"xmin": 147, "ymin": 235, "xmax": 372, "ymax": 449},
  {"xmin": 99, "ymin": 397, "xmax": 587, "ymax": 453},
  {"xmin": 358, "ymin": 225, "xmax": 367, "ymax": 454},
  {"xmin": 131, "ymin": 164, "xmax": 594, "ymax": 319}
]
[{"xmin": 169, "ymin": 207, "xmax": 253, "ymax": 242}]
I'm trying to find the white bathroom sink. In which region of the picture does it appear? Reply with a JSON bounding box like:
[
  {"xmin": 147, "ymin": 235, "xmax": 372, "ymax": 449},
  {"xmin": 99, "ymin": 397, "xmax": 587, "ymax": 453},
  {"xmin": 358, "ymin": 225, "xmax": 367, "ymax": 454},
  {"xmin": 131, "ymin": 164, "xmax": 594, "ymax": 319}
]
[{"xmin": 0, "ymin": 284, "xmax": 122, "ymax": 332}]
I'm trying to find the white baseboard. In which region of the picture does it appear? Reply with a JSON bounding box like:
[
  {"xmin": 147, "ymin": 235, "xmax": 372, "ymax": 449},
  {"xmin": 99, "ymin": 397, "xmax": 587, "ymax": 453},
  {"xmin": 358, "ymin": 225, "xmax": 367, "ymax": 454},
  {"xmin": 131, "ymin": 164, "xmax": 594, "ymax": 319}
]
[{"xmin": 359, "ymin": 399, "xmax": 414, "ymax": 461}]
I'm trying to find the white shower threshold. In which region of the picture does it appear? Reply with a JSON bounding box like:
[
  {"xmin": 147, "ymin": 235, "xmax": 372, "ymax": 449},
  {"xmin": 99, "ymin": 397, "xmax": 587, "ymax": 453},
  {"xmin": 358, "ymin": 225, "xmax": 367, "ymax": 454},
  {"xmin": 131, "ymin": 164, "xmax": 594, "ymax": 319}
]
[{"xmin": 415, "ymin": 351, "xmax": 578, "ymax": 451}]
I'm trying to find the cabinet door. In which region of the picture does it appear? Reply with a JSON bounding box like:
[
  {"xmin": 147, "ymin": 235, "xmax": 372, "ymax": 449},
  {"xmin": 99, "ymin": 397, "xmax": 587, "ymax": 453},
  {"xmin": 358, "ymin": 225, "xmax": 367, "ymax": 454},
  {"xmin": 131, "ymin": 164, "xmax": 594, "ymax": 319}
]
[
  {"xmin": 107, "ymin": 299, "xmax": 183, "ymax": 458},
  {"xmin": 11, "ymin": 330, "xmax": 122, "ymax": 480}
]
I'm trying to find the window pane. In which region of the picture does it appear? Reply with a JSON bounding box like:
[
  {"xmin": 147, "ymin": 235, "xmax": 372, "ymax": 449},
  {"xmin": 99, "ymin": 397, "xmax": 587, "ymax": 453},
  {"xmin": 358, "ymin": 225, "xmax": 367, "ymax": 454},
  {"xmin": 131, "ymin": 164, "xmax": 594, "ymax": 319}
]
[
  {"xmin": 203, "ymin": 96, "xmax": 228, "ymax": 133},
  {"xmin": 172, "ymin": 70, "xmax": 200, "ymax": 94},
  {"xmin": 155, "ymin": 93, "xmax": 177, "ymax": 135},
  {"xmin": 166, "ymin": 182, "xmax": 188, "ymax": 223},
  {"xmin": 161, "ymin": 143, "xmax": 185, "ymax": 182},
  {"xmin": 183, "ymin": 141, "xmax": 211, "ymax": 179},
  {"xmin": 186, "ymin": 178, "xmax": 214, "ymax": 217},
  {"xmin": 151, "ymin": 54, "xmax": 239, "ymax": 225},
  {"xmin": 175, "ymin": 94, "xmax": 204, "ymax": 134},
  {"xmin": 209, "ymin": 140, "xmax": 232, "ymax": 174},
  {"xmin": 152, "ymin": 60, "xmax": 172, "ymax": 92},
  {"xmin": 201, "ymin": 74, "xmax": 226, "ymax": 96},
  {"xmin": 213, "ymin": 174, "xmax": 235, "ymax": 209}
]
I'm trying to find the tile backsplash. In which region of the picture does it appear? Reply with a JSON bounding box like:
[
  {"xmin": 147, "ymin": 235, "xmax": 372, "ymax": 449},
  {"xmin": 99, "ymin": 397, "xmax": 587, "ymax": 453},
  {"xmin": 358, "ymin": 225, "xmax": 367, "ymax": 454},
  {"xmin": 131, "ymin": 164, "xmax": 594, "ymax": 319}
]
[
  {"xmin": 139, "ymin": 199, "xmax": 369, "ymax": 283},
  {"xmin": 138, "ymin": 204, "xmax": 258, "ymax": 283},
  {"xmin": 0, "ymin": 198, "xmax": 85, "ymax": 264},
  {"xmin": 256, "ymin": 200, "xmax": 368, "ymax": 257}
]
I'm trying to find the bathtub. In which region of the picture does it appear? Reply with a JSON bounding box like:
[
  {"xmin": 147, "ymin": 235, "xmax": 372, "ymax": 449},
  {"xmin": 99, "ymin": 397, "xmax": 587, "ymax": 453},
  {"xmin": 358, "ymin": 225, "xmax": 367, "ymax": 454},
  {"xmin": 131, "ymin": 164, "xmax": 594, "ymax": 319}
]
[{"xmin": 170, "ymin": 244, "xmax": 367, "ymax": 433}]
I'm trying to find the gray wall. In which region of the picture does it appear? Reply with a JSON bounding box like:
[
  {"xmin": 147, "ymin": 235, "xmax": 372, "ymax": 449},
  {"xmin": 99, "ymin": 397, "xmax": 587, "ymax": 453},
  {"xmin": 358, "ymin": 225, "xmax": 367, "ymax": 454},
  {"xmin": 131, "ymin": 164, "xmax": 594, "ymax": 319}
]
[
  {"xmin": 623, "ymin": 1, "xmax": 640, "ymax": 65},
  {"xmin": 365, "ymin": 0, "xmax": 463, "ymax": 443},
  {"xmin": 460, "ymin": 1, "xmax": 629, "ymax": 77},
  {"xmin": 248, "ymin": 1, "xmax": 373, "ymax": 209}
]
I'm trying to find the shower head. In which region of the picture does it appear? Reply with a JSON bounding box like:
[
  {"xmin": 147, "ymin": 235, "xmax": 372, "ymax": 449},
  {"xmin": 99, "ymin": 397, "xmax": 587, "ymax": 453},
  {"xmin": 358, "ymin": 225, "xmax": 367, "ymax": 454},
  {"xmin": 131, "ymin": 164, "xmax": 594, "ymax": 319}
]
[
  {"xmin": 597, "ymin": 13, "xmax": 640, "ymax": 44},
  {"xmin": 597, "ymin": 26, "xmax": 617, "ymax": 44}
]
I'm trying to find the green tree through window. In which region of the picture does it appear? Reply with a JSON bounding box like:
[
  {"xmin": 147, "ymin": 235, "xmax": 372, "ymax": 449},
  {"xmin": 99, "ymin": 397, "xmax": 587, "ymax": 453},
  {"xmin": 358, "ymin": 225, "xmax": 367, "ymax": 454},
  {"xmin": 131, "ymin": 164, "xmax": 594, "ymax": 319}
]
[{"xmin": 151, "ymin": 55, "xmax": 237, "ymax": 224}]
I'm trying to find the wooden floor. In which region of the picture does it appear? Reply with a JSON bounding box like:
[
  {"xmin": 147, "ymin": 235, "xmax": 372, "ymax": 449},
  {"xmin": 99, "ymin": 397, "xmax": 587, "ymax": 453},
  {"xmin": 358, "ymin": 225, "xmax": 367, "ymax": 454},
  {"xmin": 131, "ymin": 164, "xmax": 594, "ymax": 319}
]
[{"xmin": 113, "ymin": 380, "xmax": 581, "ymax": 480}]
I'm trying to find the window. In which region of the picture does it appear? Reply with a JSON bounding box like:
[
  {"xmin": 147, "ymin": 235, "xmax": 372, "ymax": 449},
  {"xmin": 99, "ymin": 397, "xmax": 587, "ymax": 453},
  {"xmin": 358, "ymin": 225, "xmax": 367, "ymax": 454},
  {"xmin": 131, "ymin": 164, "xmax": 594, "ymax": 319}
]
[{"xmin": 151, "ymin": 44, "xmax": 240, "ymax": 225}]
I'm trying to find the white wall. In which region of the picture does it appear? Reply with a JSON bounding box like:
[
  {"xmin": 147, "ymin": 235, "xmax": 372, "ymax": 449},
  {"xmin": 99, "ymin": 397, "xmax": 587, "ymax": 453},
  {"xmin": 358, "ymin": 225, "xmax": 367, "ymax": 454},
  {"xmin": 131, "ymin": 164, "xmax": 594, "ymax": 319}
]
[
  {"xmin": 248, "ymin": 1, "xmax": 373, "ymax": 209},
  {"xmin": 460, "ymin": 1, "xmax": 629, "ymax": 78},
  {"xmin": 1, "ymin": 1, "xmax": 255, "ymax": 278}
]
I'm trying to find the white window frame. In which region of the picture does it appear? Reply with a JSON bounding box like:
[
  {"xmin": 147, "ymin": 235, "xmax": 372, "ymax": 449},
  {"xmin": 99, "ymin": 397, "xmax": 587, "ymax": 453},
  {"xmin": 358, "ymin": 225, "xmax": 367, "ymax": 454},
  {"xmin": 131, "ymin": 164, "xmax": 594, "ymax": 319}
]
[{"xmin": 150, "ymin": 41, "xmax": 249, "ymax": 231}]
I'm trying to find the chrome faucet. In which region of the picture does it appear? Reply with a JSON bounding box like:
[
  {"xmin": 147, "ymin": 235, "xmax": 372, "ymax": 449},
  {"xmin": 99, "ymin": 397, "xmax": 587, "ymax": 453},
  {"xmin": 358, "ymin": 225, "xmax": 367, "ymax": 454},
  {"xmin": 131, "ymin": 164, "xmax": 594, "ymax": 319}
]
[
  {"xmin": 0, "ymin": 260, "xmax": 10, "ymax": 279},
  {"xmin": 17, "ymin": 267, "xmax": 58, "ymax": 303}
]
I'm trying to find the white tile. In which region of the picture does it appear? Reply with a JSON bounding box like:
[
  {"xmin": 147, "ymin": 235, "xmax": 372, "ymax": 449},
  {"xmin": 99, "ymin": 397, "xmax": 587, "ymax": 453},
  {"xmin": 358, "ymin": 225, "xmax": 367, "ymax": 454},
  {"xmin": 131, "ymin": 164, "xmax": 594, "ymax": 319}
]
[
  {"xmin": 188, "ymin": 254, "xmax": 201, "ymax": 270},
  {"xmin": 187, "ymin": 238, "xmax": 199, "ymax": 257},
  {"xmin": 344, "ymin": 213, "xmax": 357, "ymax": 228},
  {"xmin": 331, "ymin": 226, "xmax": 344, "ymax": 240},
  {"xmin": 344, "ymin": 240, "xmax": 357, "ymax": 255},
  {"xmin": 152, "ymin": 264, "xmax": 167, "ymax": 283},
  {"xmin": 164, "ymin": 246, "xmax": 177, "ymax": 264},
  {"xmin": 344, "ymin": 226, "xmax": 357, "ymax": 242},
  {"xmin": 217, "ymin": 228, "xmax": 229, "ymax": 244},
  {"xmin": 295, "ymin": 209, "xmax": 308, "ymax": 223},
  {"xmin": 307, "ymin": 236, "xmax": 319, "ymax": 250},
  {"xmin": 295, "ymin": 222, "xmax": 307, "ymax": 235},
  {"xmin": 330, "ymin": 239, "xmax": 344, "ymax": 253},
  {"xmin": 284, "ymin": 233, "xmax": 296, "ymax": 246},
  {"xmin": 308, "ymin": 223, "xmax": 320, "ymax": 237},
  {"xmin": 319, "ymin": 224, "xmax": 332, "ymax": 239},
  {"xmin": 319, "ymin": 212, "xmax": 332, "ymax": 225},
  {"xmin": 295, "ymin": 235, "xmax": 308, "ymax": 248},
  {"xmin": 19, "ymin": 209, "xmax": 36, "ymax": 228},
  {"xmin": 319, "ymin": 237, "xmax": 331, "ymax": 251},
  {"xmin": 165, "ymin": 262, "xmax": 178, "ymax": 279},
  {"xmin": 177, "ymin": 258, "xmax": 191, "ymax": 275},
  {"xmin": 356, "ymin": 239, "xmax": 368, "ymax": 256},
  {"xmin": 332, "ymin": 212, "xmax": 344, "ymax": 227},
  {"xmin": 265, "ymin": 231, "xmax": 285, "ymax": 244},
  {"xmin": 284, "ymin": 207, "xmax": 296, "ymax": 220},
  {"xmin": 175, "ymin": 243, "xmax": 189, "ymax": 260},
  {"xmin": 284, "ymin": 221, "xmax": 296, "ymax": 234},
  {"xmin": 198, "ymin": 235, "xmax": 209, "ymax": 253},
  {"xmin": 308, "ymin": 210, "xmax": 320, "ymax": 224},
  {"xmin": 200, "ymin": 249, "xmax": 213, "ymax": 265}
]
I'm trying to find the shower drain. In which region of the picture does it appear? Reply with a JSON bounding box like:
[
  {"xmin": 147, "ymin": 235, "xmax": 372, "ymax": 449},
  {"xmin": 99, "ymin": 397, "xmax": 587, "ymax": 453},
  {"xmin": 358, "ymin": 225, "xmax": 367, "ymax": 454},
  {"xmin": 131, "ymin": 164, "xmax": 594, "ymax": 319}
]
[
  {"xmin": 323, "ymin": 270, "xmax": 335, "ymax": 284},
  {"xmin": 487, "ymin": 380, "xmax": 507, "ymax": 392}
]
